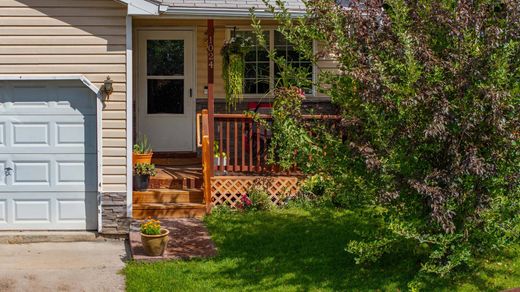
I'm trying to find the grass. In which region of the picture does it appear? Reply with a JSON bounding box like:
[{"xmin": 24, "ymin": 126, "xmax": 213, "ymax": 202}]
[{"xmin": 125, "ymin": 206, "xmax": 520, "ymax": 291}]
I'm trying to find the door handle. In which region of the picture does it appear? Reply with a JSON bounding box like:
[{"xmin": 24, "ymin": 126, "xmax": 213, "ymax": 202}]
[
  {"xmin": 190, "ymin": 88, "xmax": 193, "ymax": 98},
  {"xmin": 4, "ymin": 167, "xmax": 13, "ymax": 176}
]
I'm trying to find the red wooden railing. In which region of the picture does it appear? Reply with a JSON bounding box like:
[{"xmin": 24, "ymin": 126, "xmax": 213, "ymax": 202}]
[
  {"xmin": 214, "ymin": 113, "xmax": 270, "ymax": 173},
  {"xmin": 198, "ymin": 111, "xmax": 342, "ymax": 175}
]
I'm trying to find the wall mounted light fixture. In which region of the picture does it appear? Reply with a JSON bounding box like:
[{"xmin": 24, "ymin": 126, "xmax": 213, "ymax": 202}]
[{"xmin": 103, "ymin": 76, "xmax": 113, "ymax": 96}]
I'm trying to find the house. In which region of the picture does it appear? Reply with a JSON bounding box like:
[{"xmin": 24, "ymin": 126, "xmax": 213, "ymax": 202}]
[{"xmin": 0, "ymin": 0, "xmax": 337, "ymax": 235}]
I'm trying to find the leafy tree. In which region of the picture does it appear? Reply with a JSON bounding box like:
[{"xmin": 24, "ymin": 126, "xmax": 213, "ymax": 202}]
[{"xmin": 252, "ymin": 0, "xmax": 520, "ymax": 288}]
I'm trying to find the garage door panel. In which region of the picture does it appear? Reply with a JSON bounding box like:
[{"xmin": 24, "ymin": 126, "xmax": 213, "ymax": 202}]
[
  {"xmin": 0, "ymin": 192, "xmax": 96, "ymax": 230},
  {"xmin": 58, "ymin": 200, "xmax": 86, "ymax": 221},
  {"xmin": 55, "ymin": 116, "xmax": 97, "ymax": 152},
  {"xmin": 0, "ymin": 115, "xmax": 96, "ymax": 154},
  {"xmin": 12, "ymin": 122, "xmax": 50, "ymax": 146},
  {"xmin": 0, "ymin": 154, "xmax": 97, "ymax": 192},
  {"xmin": 0, "ymin": 122, "xmax": 5, "ymax": 146},
  {"xmin": 9, "ymin": 85, "xmax": 50, "ymax": 108},
  {"xmin": 0, "ymin": 161, "xmax": 5, "ymax": 186},
  {"xmin": 13, "ymin": 161, "xmax": 50, "ymax": 185},
  {"xmin": 56, "ymin": 86, "xmax": 97, "ymax": 115},
  {"xmin": 13, "ymin": 199, "xmax": 51, "ymax": 222},
  {"xmin": 0, "ymin": 81, "xmax": 96, "ymax": 116},
  {"xmin": 0, "ymin": 200, "xmax": 6, "ymax": 223}
]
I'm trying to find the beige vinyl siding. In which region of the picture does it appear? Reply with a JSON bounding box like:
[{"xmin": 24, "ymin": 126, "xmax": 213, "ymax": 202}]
[{"xmin": 0, "ymin": 0, "xmax": 128, "ymax": 192}]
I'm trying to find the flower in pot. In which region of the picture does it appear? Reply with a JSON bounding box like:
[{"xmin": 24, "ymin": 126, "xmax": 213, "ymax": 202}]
[
  {"xmin": 221, "ymin": 34, "xmax": 251, "ymax": 110},
  {"xmin": 133, "ymin": 134, "xmax": 153, "ymax": 166},
  {"xmin": 133, "ymin": 163, "xmax": 157, "ymax": 191},
  {"xmin": 140, "ymin": 218, "xmax": 169, "ymax": 256},
  {"xmin": 213, "ymin": 141, "xmax": 228, "ymax": 168}
]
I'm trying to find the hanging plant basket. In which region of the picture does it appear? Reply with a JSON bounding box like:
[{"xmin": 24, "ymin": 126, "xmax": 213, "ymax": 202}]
[{"xmin": 221, "ymin": 34, "xmax": 251, "ymax": 110}]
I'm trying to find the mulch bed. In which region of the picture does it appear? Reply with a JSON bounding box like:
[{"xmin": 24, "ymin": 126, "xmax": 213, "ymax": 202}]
[{"xmin": 129, "ymin": 219, "xmax": 218, "ymax": 262}]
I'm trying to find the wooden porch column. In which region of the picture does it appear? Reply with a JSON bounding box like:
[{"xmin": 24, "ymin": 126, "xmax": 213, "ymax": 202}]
[{"xmin": 207, "ymin": 19, "xmax": 215, "ymax": 176}]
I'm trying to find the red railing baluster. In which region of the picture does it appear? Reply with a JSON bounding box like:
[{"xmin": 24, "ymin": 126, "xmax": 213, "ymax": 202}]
[
  {"xmin": 234, "ymin": 119, "xmax": 238, "ymax": 173},
  {"xmin": 249, "ymin": 120, "xmax": 253, "ymax": 172},
  {"xmin": 241, "ymin": 118, "xmax": 246, "ymax": 172},
  {"xmin": 219, "ymin": 121, "xmax": 223, "ymax": 172},
  {"xmin": 263, "ymin": 126, "xmax": 268, "ymax": 173},
  {"xmin": 256, "ymin": 121, "xmax": 261, "ymax": 172},
  {"xmin": 226, "ymin": 120, "xmax": 230, "ymax": 172}
]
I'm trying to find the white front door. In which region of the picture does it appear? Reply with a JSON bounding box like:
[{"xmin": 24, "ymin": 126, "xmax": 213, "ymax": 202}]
[{"xmin": 138, "ymin": 30, "xmax": 195, "ymax": 152}]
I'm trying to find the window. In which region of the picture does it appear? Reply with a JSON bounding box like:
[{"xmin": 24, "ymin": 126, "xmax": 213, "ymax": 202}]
[
  {"xmin": 146, "ymin": 39, "xmax": 185, "ymax": 114},
  {"xmin": 233, "ymin": 29, "xmax": 314, "ymax": 95}
]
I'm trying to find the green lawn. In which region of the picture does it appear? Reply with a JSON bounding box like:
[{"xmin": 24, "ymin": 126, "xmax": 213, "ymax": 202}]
[{"xmin": 125, "ymin": 206, "xmax": 520, "ymax": 291}]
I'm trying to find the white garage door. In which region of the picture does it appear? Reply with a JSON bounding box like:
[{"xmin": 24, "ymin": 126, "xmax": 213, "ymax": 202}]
[{"xmin": 0, "ymin": 80, "xmax": 98, "ymax": 230}]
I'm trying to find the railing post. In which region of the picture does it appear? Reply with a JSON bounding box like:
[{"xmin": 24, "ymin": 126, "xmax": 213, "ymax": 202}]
[
  {"xmin": 207, "ymin": 19, "xmax": 215, "ymax": 177},
  {"xmin": 202, "ymin": 135, "xmax": 212, "ymax": 213},
  {"xmin": 201, "ymin": 109, "xmax": 212, "ymax": 213}
]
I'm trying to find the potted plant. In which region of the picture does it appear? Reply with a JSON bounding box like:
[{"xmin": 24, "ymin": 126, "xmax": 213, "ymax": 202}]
[
  {"xmin": 133, "ymin": 135, "xmax": 153, "ymax": 166},
  {"xmin": 221, "ymin": 34, "xmax": 251, "ymax": 109},
  {"xmin": 140, "ymin": 218, "xmax": 169, "ymax": 256},
  {"xmin": 133, "ymin": 163, "xmax": 157, "ymax": 191},
  {"xmin": 213, "ymin": 141, "xmax": 228, "ymax": 168}
]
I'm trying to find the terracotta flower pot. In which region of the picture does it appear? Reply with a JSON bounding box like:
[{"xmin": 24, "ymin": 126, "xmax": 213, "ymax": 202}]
[
  {"xmin": 133, "ymin": 152, "xmax": 153, "ymax": 166},
  {"xmin": 141, "ymin": 229, "xmax": 170, "ymax": 256}
]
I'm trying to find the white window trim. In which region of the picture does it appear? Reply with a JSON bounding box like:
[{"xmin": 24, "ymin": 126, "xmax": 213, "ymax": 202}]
[{"xmin": 225, "ymin": 27, "xmax": 316, "ymax": 98}]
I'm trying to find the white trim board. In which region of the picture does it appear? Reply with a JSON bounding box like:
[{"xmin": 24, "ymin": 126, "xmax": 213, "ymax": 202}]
[
  {"xmin": 126, "ymin": 15, "xmax": 134, "ymax": 218},
  {"xmin": 0, "ymin": 75, "xmax": 100, "ymax": 94}
]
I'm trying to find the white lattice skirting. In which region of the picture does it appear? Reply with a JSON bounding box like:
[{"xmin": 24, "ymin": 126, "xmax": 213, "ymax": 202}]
[{"xmin": 211, "ymin": 176, "xmax": 300, "ymax": 207}]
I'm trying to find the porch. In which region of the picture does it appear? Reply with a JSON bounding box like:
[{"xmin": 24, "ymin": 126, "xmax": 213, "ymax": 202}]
[{"xmin": 131, "ymin": 18, "xmax": 339, "ymax": 218}]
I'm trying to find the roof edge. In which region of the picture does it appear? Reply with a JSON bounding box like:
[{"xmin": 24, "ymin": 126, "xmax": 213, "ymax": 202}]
[
  {"xmin": 164, "ymin": 6, "xmax": 306, "ymax": 18},
  {"xmin": 117, "ymin": 0, "xmax": 160, "ymax": 15}
]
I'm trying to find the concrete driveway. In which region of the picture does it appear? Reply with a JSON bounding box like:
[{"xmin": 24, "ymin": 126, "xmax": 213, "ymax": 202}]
[{"xmin": 0, "ymin": 241, "xmax": 127, "ymax": 292}]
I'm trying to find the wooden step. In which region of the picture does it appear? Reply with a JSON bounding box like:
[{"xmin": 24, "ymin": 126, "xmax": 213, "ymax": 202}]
[
  {"xmin": 133, "ymin": 203, "xmax": 206, "ymax": 219},
  {"xmin": 148, "ymin": 177, "xmax": 203, "ymax": 190},
  {"xmin": 152, "ymin": 158, "xmax": 201, "ymax": 166},
  {"xmin": 152, "ymin": 152, "xmax": 198, "ymax": 159},
  {"xmin": 133, "ymin": 189, "xmax": 203, "ymax": 204},
  {"xmin": 149, "ymin": 165, "xmax": 203, "ymax": 190},
  {"xmin": 152, "ymin": 153, "xmax": 198, "ymax": 165}
]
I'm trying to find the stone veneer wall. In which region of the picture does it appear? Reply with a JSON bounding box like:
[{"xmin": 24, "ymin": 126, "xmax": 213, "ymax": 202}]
[{"xmin": 101, "ymin": 192, "xmax": 130, "ymax": 235}]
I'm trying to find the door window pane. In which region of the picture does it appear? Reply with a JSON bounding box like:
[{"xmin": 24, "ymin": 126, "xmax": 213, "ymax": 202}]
[
  {"xmin": 147, "ymin": 40, "xmax": 184, "ymax": 76},
  {"xmin": 147, "ymin": 79, "xmax": 184, "ymax": 114}
]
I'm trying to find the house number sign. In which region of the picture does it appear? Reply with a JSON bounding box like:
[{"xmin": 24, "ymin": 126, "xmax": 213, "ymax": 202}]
[{"xmin": 208, "ymin": 34, "xmax": 214, "ymax": 70}]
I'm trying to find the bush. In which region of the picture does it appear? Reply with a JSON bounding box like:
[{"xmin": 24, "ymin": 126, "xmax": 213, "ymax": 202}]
[
  {"xmin": 253, "ymin": 0, "xmax": 520, "ymax": 287},
  {"xmin": 237, "ymin": 186, "xmax": 273, "ymax": 211}
]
